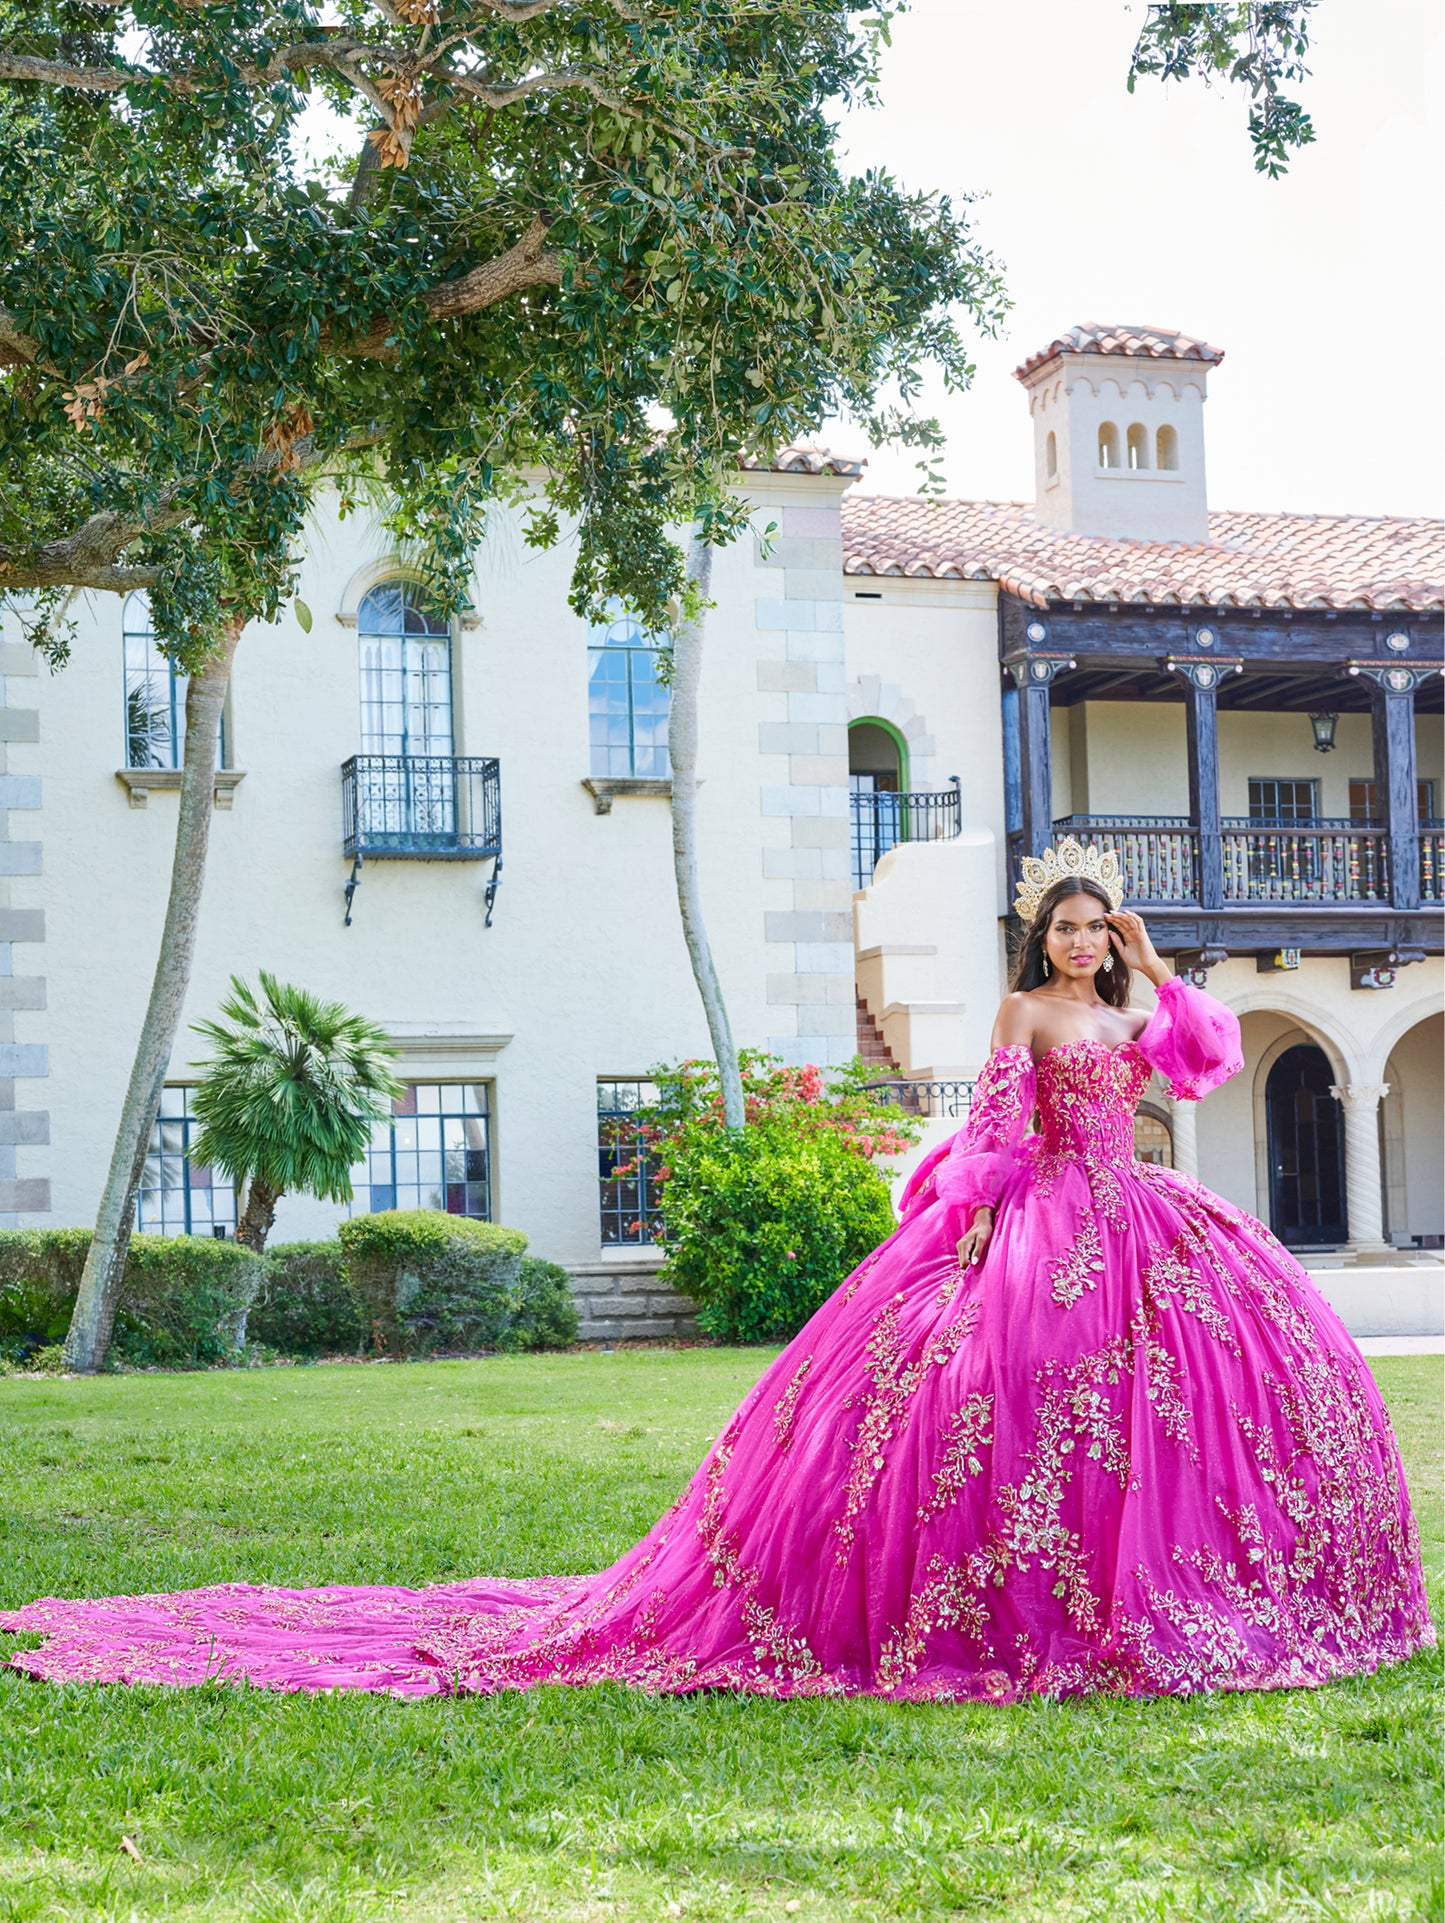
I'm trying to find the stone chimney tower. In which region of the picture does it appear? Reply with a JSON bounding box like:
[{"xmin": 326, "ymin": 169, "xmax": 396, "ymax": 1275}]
[{"xmin": 1014, "ymin": 323, "xmax": 1223, "ymax": 546}]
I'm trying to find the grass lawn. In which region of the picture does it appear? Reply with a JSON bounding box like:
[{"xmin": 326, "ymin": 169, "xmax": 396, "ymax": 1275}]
[{"xmin": 0, "ymin": 1349, "xmax": 1439, "ymax": 1923}]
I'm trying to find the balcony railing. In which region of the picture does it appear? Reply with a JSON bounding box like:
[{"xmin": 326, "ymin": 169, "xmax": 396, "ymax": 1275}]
[
  {"xmin": 1052, "ymin": 815, "xmax": 1198, "ymax": 902},
  {"xmin": 852, "ymin": 785, "xmax": 962, "ymax": 891},
  {"xmin": 1422, "ymin": 819, "xmax": 1444, "ymax": 903},
  {"xmin": 1220, "ymin": 818, "xmax": 1389, "ymax": 904},
  {"xmin": 342, "ymin": 754, "xmax": 502, "ymax": 861},
  {"xmin": 863, "ymin": 1078, "xmax": 976, "ymax": 1121},
  {"xmin": 1038, "ymin": 813, "xmax": 1429, "ymax": 909}
]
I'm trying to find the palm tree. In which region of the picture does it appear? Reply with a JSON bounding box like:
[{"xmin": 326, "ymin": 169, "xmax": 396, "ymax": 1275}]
[{"xmin": 188, "ymin": 974, "xmax": 403, "ymax": 1253}]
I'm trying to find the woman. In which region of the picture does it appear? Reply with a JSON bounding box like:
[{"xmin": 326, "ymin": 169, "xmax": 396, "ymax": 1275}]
[{"xmin": 5, "ymin": 851, "xmax": 1433, "ymax": 1699}]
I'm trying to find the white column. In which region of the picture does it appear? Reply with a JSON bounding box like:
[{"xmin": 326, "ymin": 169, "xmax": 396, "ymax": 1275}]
[
  {"xmin": 1168, "ymin": 1095, "xmax": 1199, "ymax": 1180},
  {"xmin": 1329, "ymin": 1082, "xmax": 1391, "ymax": 1256}
]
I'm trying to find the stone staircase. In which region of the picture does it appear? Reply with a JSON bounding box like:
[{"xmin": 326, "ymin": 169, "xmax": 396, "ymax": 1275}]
[{"xmin": 856, "ymin": 995, "xmax": 901, "ymax": 1076}]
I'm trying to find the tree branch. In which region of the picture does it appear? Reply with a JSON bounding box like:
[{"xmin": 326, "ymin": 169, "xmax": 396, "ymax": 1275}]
[{"xmin": 334, "ymin": 213, "xmax": 563, "ymax": 352}]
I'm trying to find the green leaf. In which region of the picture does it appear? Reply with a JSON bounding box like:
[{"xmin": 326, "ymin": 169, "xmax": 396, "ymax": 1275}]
[{"xmin": 293, "ymin": 599, "xmax": 313, "ymax": 634}]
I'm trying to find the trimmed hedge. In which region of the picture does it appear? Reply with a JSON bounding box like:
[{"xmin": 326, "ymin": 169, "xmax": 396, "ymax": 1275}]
[
  {"xmin": 659, "ymin": 1123, "xmax": 898, "ymax": 1343},
  {"xmin": 0, "ymin": 1228, "xmax": 262, "ymax": 1368},
  {"xmin": 510, "ymin": 1256, "xmax": 580, "ymax": 1353},
  {"xmin": 250, "ymin": 1241, "xmax": 366, "ymax": 1358},
  {"xmin": 339, "ymin": 1210, "xmax": 529, "ymax": 1356}
]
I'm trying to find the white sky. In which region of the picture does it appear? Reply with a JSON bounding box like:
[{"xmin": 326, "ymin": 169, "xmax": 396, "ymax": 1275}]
[{"xmin": 832, "ymin": 0, "xmax": 1445, "ymax": 519}]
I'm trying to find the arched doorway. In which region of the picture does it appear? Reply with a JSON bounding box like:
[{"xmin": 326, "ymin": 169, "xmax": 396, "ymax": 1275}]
[
  {"xmin": 1134, "ymin": 1107, "xmax": 1173, "ymax": 1167},
  {"xmin": 1265, "ymin": 1045, "xmax": 1346, "ymax": 1246},
  {"xmin": 849, "ymin": 720, "xmax": 906, "ymax": 889}
]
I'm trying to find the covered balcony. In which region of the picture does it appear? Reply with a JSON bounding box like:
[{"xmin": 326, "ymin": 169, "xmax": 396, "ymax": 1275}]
[{"xmin": 1000, "ymin": 596, "xmax": 1444, "ymax": 952}]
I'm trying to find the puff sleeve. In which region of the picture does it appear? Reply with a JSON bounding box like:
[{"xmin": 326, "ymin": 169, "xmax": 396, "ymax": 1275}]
[
  {"xmin": 1135, "ymin": 974, "xmax": 1243, "ymax": 1101},
  {"xmin": 897, "ymin": 1045, "xmax": 1037, "ymax": 1224}
]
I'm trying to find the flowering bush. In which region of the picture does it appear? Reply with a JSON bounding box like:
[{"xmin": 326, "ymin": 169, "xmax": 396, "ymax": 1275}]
[{"xmin": 612, "ymin": 1052, "xmax": 922, "ymax": 1341}]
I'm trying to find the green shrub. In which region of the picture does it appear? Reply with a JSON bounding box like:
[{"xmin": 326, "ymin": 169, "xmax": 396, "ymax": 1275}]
[
  {"xmin": 506, "ymin": 1257, "xmax": 580, "ymax": 1352},
  {"xmin": 338, "ymin": 1210, "xmax": 528, "ymax": 1356},
  {"xmin": 0, "ymin": 1228, "xmax": 262, "ymax": 1368},
  {"xmin": 659, "ymin": 1123, "xmax": 899, "ymax": 1343},
  {"xmin": 250, "ymin": 1242, "xmax": 366, "ymax": 1357}
]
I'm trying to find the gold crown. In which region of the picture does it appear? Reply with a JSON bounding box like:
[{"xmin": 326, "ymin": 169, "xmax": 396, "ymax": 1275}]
[{"xmin": 1013, "ymin": 837, "xmax": 1124, "ymax": 924}]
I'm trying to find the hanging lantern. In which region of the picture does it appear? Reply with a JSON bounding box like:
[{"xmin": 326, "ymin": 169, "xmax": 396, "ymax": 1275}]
[{"xmin": 1308, "ymin": 711, "xmax": 1339, "ymax": 754}]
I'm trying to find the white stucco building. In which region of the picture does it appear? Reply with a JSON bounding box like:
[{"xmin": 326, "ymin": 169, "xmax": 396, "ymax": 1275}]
[{"xmin": 0, "ymin": 322, "xmax": 1440, "ymax": 1337}]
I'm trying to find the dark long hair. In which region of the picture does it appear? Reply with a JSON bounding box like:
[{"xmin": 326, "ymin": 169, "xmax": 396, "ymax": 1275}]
[{"xmin": 1008, "ymin": 876, "xmax": 1132, "ymax": 1008}]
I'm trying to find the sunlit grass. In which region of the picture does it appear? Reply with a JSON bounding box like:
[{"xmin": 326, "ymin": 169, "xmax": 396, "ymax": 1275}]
[{"xmin": 1, "ymin": 1351, "xmax": 1439, "ymax": 1921}]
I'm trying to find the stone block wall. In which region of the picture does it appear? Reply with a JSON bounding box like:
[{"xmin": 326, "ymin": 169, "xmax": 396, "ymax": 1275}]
[
  {"xmin": 0, "ymin": 641, "xmax": 48, "ymax": 1224},
  {"xmin": 567, "ymin": 1256, "xmax": 701, "ymax": 1342},
  {"xmin": 755, "ymin": 502, "xmax": 856, "ymax": 1067}
]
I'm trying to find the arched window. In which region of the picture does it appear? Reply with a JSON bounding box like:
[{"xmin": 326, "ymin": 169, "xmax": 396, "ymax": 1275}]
[
  {"xmin": 123, "ymin": 592, "xmax": 225, "ymax": 770},
  {"xmin": 1126, "ymin": 423, "xmax": 1150, "ymax": 470},
  {"xmin": 1097, "ymin": 422, "xmax": 1120, "ymax": 469},
  {"xmin": 588, "ymin": 603, "xmax": 670, "ymax": 777},
  {"xmin": 1045, "ymin": 430, "xmax": 1057, "ymax": 479},
  {"xmin": 1156, "ymin": 423, "xmax": 1179, "ymax": 470},
  {"xmin": 357, "ymin": 581, "xmax": 453, "ymax": 758}
]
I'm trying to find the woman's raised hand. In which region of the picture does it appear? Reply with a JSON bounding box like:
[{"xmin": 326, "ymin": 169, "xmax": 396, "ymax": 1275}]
[
  {"xmin": 956, "ymin": 1207, "xmax": 993, "ymax": 1269},
  {"xmin": 1104, "ymin": 910, "xmax": 1170, "ymax": 985}
]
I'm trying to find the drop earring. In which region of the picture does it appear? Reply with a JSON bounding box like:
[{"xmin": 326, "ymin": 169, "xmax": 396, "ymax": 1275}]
[
  {"xmin": 1102, "ymin": 952, "xmax": 1114, "ymax": 973},
  {"xmin": 1042, "ymin": 954, "xmax": 1050, "ymax": 977}
]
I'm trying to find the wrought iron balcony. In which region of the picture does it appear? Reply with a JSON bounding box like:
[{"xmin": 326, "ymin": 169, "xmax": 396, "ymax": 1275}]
[
  {"xmin": 851, "ymin": 784, "xmax": 962, "ymax": 891},
  {"xmin": 862, "ymin": 1078, "xmax": 977, "ymax": 1120},
  {"xmin": 342, "ymin": 754, "xmax": 501, "ymax": 861}
]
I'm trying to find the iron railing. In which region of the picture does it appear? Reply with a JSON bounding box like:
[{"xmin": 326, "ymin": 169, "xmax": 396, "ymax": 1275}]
[
  {"xmin": 863, "ymin": 1078, "xmax": 976, "ymax": 1121},
  {"xmin": 1421, "ymin": 819, "xmax": 1444, "ymax": 903},
  {"xmin": 1051, "ymin": 815, "xmax": 1198, "ymax": 902},
  {"xmin": 1220, "ymin": 818, "xmax": 1389, "ymax": 904},
  {"xmin": 851, "ymin": 784, "xmax": 962, "ymax": 891},
  {"xmin": 342, "ymin": 754, "xmax": 502, "ymax": 861}
]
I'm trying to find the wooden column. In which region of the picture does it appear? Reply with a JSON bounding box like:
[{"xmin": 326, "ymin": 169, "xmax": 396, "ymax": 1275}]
[
  {"xmin": 1173, "ymin": 659, "xmax": 1229, "ymax": 910},
  {"xmin": 1010, "ymin": 657, "xmax": 1072, "ymax": 859},
  {"xmin": 1361, "ymin": 666, "xmax": 1422, "ymax": 912}
]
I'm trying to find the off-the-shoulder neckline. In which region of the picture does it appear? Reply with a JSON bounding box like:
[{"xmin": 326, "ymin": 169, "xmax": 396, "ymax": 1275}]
[{"xmin": 991, "ymin": 1035, "xmax": 1148, "ymax": 1069}]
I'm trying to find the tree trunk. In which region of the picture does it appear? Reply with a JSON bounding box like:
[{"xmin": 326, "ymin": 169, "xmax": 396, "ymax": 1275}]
[
  {"xmin": 234, "ymin": 1175, "xmax": 281, "ymax": 1253},
  {"xmin": 63, "ymin": 614, "xmax": 244, "ymax": 1372},
  {"xmin": 668, "ymin": 534, "xmax": 745, "ymax": 1131}
]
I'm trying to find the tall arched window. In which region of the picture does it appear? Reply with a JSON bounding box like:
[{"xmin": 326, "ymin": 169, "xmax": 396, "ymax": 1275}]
[
  {"xmin": 1097, "ymin": 422, "xmax": 1120, "ymax": 469},
  {"xmin": 1156, "ymin": 423, "xmax": 1180, "ymax": 470},
  {"xmin": 1126, "ymin": 423, "xmax": 1150, "ymax": 470},
  {"xmin": 588, "ymin": 603, "xmax": 670, "ymax": 777},
  {"xmin": 1045, "ymin": 430, "xmax": 1057, "ymax": 478},
  {"xmin": 123, "ymin": 591, "xmax": 225, "ymax": 769},
  {"xmin": 357, "ymin": 581, "xmax": 454, "ymax": 758}
]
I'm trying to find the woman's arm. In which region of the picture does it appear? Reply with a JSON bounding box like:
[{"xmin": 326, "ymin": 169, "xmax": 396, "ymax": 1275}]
[
  {"xmin": 990, "ymin": 992, "xmax": 1036, "ymax": 1051},
  {"xmin": 955, "ymin": 998, "xmax": 1037, "ymax": 1268}
]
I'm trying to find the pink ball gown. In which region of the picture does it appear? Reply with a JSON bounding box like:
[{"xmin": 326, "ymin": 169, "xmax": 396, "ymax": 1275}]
[{"xmin": 3, "ymin": 979, "xmax": 1434, "ymax": 1699}]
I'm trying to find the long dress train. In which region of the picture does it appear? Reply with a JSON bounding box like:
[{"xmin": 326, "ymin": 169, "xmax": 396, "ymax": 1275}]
[{"xmin": 3, "ymin": 979, "xmax": 1434, "ymax": 1700}]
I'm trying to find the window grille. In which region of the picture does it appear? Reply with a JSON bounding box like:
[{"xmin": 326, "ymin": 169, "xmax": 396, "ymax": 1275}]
[
  {"xmin": 354, "ymin": 1082, "xmax": 492, "ymax": 1218},
  {"xmin": 136, "ymin": 1086, "xmax": 237, "ymax": 1236},
  {"xmin": 596, "ymin": 1079, "xmax": 665, "ymax": 1245},
  {"xmin": 123, "ymin": 592, "xmax": 225, "ymax": 770},
  {"xmin": 358, "ymin": 582, "xmax": 454, "ymax": 759},
  {"xmin": 588, "ymin": 605, "xmax": 670, "ymax": 777},
  {"xmin": 1247, "ymin": 778, "xmax": 1317, "ymax": 824}
]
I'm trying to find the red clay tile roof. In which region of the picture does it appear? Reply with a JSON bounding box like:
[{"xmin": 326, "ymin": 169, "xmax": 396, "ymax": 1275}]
[
  {"xmin": 841, "ymin": 496, "xmax": 1444, "ymax": 613},
  {"xmin": 1014, "ymin": 323, "xmax": 1225, "ymax": 383},
  {"xmin": 738, "ymin": 443, "xmax": 866, "ymax": 477}
]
